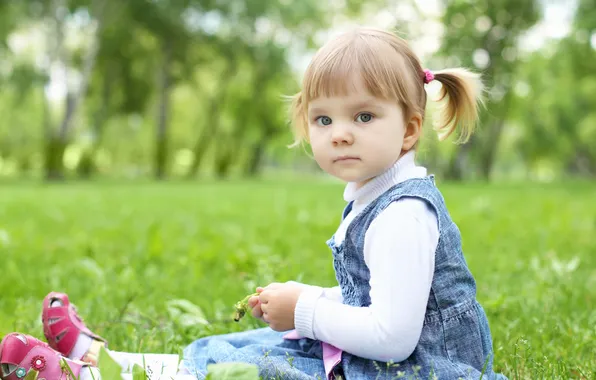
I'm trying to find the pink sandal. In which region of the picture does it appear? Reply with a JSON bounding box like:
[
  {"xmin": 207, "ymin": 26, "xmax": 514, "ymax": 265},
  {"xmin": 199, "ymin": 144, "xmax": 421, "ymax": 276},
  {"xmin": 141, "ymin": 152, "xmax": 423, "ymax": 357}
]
[
  {"xmin": 0, "ymin": 333, "xmax": 88, "ymax": 380},
  {"xmin": 41, "ymin": 292, "xmax": 107, "ymax": 365}
]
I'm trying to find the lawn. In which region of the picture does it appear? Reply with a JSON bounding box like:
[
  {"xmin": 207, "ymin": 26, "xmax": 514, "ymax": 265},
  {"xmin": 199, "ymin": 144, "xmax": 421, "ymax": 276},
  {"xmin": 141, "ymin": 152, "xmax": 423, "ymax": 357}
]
[{"xmin": 0, "ymin": 179, "xmax": 594, "ymax": 379}]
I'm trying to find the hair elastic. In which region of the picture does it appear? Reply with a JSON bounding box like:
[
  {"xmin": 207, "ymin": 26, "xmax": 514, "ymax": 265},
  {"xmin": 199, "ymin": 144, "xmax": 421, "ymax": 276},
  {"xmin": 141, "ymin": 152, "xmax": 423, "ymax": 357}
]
[{"xmin": 423, "ymin": 69, "xmax": 435, "ymax": 84}]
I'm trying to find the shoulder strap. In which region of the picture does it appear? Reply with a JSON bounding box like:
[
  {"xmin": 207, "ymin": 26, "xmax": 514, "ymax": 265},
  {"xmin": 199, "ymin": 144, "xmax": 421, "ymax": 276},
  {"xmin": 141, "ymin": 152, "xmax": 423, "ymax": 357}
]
[{"xmin": 342, "ymin": 201, "xmax": 354, "ymax": 220}]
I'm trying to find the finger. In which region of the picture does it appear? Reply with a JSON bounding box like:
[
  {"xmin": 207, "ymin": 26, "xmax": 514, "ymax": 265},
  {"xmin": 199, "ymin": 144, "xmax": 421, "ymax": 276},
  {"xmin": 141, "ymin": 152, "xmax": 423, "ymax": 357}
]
[
  {"xmin": 262, "ymin": 312, "xmax": 270, "ymax": 324},
  {"xmin": 256, "ymin": 287, "xmax": 265, "ymax": 293},
  {"xmin": 260, "ymin": 302, "xmax": 268, "ymax": 314},
  {"xmin": 264, "ymin": 282, "xmax": 282, "ymax": 290},
  {"xmin": 251, "ymin": 304, "xmax": 263, "ymax": 318},
  {"xmin": 247, "ymin": 296, "xmax": 259, "ymax": 308},
  {"xmin": 258, "ymin": 291, "xmax": 270, "ymax": 303}
]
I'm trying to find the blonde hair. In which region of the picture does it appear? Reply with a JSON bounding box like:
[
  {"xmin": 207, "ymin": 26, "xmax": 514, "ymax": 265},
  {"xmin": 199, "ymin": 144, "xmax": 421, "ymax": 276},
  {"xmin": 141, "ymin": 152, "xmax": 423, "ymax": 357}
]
[{"xmin": 289, "ymin": 27, "xmax": 484, "ymax": 147}]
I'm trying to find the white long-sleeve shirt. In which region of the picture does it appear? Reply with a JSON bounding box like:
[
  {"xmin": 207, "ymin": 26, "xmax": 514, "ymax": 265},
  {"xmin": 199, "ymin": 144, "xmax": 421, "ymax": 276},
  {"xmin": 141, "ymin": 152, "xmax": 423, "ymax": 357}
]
[{"xmin": 293, "ymin": 151, "xmax": 439, "ymax": 363}]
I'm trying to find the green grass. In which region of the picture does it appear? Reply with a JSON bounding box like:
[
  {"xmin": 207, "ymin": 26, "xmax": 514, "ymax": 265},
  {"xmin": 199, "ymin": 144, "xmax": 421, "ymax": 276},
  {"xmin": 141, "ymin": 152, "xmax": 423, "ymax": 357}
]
[{"xmin": 0, "ymin": 179, "xmax": 594, "ymax": 379}]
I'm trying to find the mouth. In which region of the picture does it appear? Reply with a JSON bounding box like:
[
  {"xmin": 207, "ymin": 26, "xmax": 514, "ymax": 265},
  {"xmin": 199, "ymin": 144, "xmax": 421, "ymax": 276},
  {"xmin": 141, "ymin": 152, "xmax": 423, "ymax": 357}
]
[{"xmin": 333, "ymin": 156, "xmax": 360, "ymax": 163}]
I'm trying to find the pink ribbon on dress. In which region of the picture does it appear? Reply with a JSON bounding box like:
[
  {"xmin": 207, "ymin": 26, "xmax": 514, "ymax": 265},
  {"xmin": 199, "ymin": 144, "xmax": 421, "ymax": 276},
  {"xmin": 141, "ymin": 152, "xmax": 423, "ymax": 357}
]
[{"xmin": 283, "ymin": 330, "xmax": 343, "ymax": 380}]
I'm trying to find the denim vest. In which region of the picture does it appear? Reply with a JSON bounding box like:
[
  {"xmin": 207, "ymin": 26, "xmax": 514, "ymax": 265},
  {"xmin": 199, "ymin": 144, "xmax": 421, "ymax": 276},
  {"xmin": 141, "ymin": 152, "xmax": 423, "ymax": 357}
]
[{"xmin": 326, "ymin": 176, "xmax": 506, "ymax": 380}]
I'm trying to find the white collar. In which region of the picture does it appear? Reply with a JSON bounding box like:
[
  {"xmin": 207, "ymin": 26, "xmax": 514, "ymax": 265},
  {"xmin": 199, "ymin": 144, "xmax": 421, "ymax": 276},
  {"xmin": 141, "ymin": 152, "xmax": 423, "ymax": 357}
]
[{"xmin": 343, "ymin": 150, "xmax": 427, "ymax": 205}]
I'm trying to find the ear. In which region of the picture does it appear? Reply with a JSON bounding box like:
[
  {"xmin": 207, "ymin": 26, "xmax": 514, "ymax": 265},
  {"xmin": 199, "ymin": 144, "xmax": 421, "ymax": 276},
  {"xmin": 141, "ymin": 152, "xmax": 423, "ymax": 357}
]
[{"xmin": 402, "ymin": 113, "xmax": 422, "ymax": 151}]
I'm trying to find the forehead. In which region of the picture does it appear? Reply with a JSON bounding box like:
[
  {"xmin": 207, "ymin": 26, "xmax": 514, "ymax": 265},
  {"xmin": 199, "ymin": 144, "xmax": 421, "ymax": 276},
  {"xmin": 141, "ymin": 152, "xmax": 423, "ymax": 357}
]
[
  {"xmin": 307, "ymin": 75, "xmax": 373, "ymax": 104},
  {"xmin": 306, "ymin": 85, "xmax": 403, "ymax": 118},
  {"xmin": 307, "ymin": 94, "xmax": 382, "ymax": 115},
  {"xmin": 304, "ymin": 64, "xmax": 389, "ymax": 103},
  {"xmin": 302, "ymin": 35, "xmax": 412, "ymax": 100}
]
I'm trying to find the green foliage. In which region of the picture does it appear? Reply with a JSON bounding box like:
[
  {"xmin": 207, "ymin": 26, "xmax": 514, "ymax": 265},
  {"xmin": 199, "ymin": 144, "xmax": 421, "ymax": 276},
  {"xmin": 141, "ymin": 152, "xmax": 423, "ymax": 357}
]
[
  {"xmin": 23, "ymin": 369, "xmax": 39, "ymax": 380},
  {"xmin": 0, "ymin": 0, "xmax": 594, "ymax": 180},
  {"xmin": 0, "ymin": 179, "xmax": 594, "ymax": 379},
  {"xmin": 206, "ymin": 363, "xmax": 260, "ymax": 380},
  {"xmin": 99, "ymin": 345, "xmax": 126, "ymax": 379},
  {"xmin": 132, "ymin": 363, "xmax": 148, "ymax": 380},
  {"xmin": 167, "ymin": 298, "xmax": 210, "ymax": 327},
  {"xmin": 510, "ymin": 28, "xmax": 596, "ymax": 176},
  {"xmin": 439, "ymin": 0, "xmax": 539, "ymax": 81},
  {"xmin": 433, "ymin": 0, "xmax": 542, "ymax": 179}
]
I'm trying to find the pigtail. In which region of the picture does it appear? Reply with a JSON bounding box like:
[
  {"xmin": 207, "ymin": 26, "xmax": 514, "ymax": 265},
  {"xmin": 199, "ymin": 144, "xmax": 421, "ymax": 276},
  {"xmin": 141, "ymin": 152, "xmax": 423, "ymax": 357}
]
[
  {"xmin": 286, "ymin": 91, "xmax": 308, "ymax": 148},
  {"xmin": 430, "ymin": 68, "xmax": 484, "ymax": 144}
]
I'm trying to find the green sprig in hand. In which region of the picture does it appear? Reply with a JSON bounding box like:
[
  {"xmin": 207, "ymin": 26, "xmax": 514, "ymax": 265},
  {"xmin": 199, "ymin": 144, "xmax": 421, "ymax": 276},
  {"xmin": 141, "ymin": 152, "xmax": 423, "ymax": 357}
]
[{"xmin": 233, "ymin": 292, "xmax": 259, "ymax": 322}]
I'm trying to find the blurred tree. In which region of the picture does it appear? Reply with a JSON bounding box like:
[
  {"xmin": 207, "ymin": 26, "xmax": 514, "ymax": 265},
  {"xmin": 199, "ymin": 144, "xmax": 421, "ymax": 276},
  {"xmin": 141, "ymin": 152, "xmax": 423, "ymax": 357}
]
[
  {"xmin": 562, "ymin": 0, "xmax": 596, "ymax": 175},
  {"xmin": 242, "ymin": 40, "xmax": 295, "ymax": 177},
  {"xmin": 438, "ymin": 0, "xmax": 540, "ymax": 180},
  {"xmin": 510, "ymin": 0, "xmax": 596, "ymax": 177},
  {"xmin": 78, "ymin": 0, "xmax": 196, "ymax": 180},
  {"xmin": 0, "ymin": 0, "xmax": 394, "ymax": 180},
  {"xmin": 75, "ymin": 0, "xmax": 387, "ymax": 180},
  {"xmin": 182, "ymin": 0, "xmax": 388, "ymax": 178},
  {"xmin": 78, "ymin": 3, "xmax": 158, "ymax": 178},
  {"xmin": 0, "ymin": 1, "xmax": 48, "ymax": 172},
  {"xmin": 8, "ymin": 0, "xmax": 590, "ymax": 181},
  {"xmin": 42, "ymin": 0, "xmax": 106, "ymax": 180},
  {"xmin": 184, "ymin": 37, "xmax": 242, "ymax": 178}
]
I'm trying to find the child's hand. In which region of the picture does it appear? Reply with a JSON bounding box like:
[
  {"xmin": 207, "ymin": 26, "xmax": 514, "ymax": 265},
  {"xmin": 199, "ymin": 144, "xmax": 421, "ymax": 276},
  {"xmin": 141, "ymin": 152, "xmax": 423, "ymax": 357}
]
[
  {"xmin": 257, "ymin": 282, "xmax": 304, "ymax": 332},
  {"xmin": 247, "ymin": 288, "xmax": 265, "ymax": 321}
]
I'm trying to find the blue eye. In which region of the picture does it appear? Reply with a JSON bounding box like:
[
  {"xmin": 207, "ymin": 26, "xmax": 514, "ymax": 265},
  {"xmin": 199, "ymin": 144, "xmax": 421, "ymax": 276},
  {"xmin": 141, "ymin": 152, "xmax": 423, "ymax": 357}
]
[
  {"xmin": 316, "ymin": 116, "xmax": 332, "ymax": 126},
  {"xmin": 356, "ymin": 113, "xmax": 374, "ymax": 123}
]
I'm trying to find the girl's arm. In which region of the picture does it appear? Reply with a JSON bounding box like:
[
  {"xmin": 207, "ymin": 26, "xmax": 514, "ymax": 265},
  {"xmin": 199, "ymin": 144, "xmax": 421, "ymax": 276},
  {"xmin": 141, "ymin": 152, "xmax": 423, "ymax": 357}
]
[
  {"xmin": 322, "ymin": 286, "xmax": 343, "ymax": 302},
  {"xmin": 284, "ymin": 284, "xmax": 343, "ymax": 302},
  {"xmin": 294, "ymin": 198, "xmax": 438, "ymax": 363}
]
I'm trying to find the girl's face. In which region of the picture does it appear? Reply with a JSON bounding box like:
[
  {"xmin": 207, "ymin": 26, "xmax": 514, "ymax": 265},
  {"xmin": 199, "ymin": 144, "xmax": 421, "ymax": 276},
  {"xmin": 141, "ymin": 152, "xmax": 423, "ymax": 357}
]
[{"xmin": 307, "ymin": 76, "xmax": 421, "ymax": 187}]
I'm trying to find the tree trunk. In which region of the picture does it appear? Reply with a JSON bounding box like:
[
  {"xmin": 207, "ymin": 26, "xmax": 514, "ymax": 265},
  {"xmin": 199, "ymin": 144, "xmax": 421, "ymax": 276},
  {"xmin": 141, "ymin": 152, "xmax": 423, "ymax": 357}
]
[
  {"xmin": 213, "ymin": 115, "xmax": 249, "ymax": 178},
  {"xmin": 43, "ymin": 0, "xmax": 66, "ymax": 180},
  {"xmin": 185, "ymin": 93, "xmax": 225, "ymax": 178},
  {"xmin": 186, "ymin": 56, "xmax": 238, "ymax": 178},
  {"xmin": 213, "ymin": 97, "xmax": 255, "ymax": 179},
  {"xmin": 154, "ymin": 40, "xmax": 172, "ymax": 180},
  {"xmin": 244, "ymin": 117, "xmax": 278, "ymax": 177},
  {"xmin": 78, "ymin": 64, "xmax": 112, "ymax": 178},
  {"xmin": 245, "ymin": 140, "xmax": 266, "ymax": 177},
  {"xmin": 569, "ymin": 148, "xmax": 596, "ymax": 177},
  {"xmin": 444, "ymin": 88, "xmax": 512, "ymax": 182},
  {"xmin": 478, "ymin": 120, "xmax": 505, "ymax": 180},
  {"xmin": 186, "ymin": 120, "xmax": 216, "ymax": 178},
  {"xmin": 45, "ymin": 0, "xmax": 106, "ymax": 181},
  {"xmin": 244, "ymin": 137, "xmax": 269, "ymax": 177},
  {"xmin": 214, "ymin": 135, "xmax": 234, "ymax": 178},
  {"xmin": 476, "ymin": 82, "xmax": 516, "ymax": 180},
  {"xmin": 228, "ymin": 63, "xmax": 273, "ymax": 178},
  {"xmin": 44, "ymin": 137, "xmax": 68, "ymax": 180},
  {"xmin": 445, "ymin": 141, "xmax": 471, "ymax": 181},
  {"xmin": 40, "ymin": 80, "xmax": 57, "ymax": 179}
]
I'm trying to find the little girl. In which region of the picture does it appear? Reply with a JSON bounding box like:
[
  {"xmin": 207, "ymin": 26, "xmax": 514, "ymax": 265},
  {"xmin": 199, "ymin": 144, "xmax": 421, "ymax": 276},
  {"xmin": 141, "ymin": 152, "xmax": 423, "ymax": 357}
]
[{"xmin": 0, "ymin": 27, "xmax": 507, "ymax": 380}]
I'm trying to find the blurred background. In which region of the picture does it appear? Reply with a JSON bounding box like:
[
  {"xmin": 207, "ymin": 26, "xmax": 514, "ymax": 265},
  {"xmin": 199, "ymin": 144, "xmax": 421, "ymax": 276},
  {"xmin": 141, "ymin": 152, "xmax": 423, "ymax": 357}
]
[{"xmin": 0, "ymin": 0, "xmax": 594, "ymax": 183}]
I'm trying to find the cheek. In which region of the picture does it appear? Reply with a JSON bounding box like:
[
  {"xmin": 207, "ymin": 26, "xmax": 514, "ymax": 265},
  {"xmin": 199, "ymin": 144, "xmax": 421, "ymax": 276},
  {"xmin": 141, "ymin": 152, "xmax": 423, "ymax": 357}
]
[
  {"xmin": 309, "ymin": 138, "xmax": 332, "ymax": 169},
  {"xmin": 366, "ymin": 124, "xmax": 403, "ymax": 145},
  {"xmin": 384, "ymin": 125, "xmax": 405, "ymax": 146},
  {"xmin": 311, "ymin": 142, "xmax": 327, "ymax": 163},
  {"xmin": 308, "ymin": 130, "xmax": 326, "ymax": 152},
  {"xmin": 366, "ymin": 126, "xmax": 404, "ymax": 159},
  {"xmin": 307, "ymin": 127, "xmax": 318, "ymax": 146}
]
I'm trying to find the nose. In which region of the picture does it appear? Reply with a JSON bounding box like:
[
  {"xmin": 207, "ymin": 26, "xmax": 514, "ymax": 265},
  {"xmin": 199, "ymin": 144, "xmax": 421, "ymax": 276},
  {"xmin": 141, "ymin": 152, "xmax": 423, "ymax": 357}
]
[{"xmin": 331, "ymin": 123, "xmax": 354, "ymax": 146}]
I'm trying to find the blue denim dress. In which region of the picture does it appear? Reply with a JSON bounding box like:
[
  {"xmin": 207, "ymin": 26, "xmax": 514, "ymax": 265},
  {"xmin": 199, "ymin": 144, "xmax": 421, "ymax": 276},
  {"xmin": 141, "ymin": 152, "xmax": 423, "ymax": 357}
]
[{"xmin": 181, "ymin": 176, "xmax": 507, "ymax": 380}]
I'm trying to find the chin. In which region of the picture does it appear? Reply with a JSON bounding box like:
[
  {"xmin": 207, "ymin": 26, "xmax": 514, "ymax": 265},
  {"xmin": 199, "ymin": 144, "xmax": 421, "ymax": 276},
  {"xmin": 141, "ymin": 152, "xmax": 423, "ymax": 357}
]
[{"xmin": 336, "ymin": 172, "xmax": 372, "ymax": 184}]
